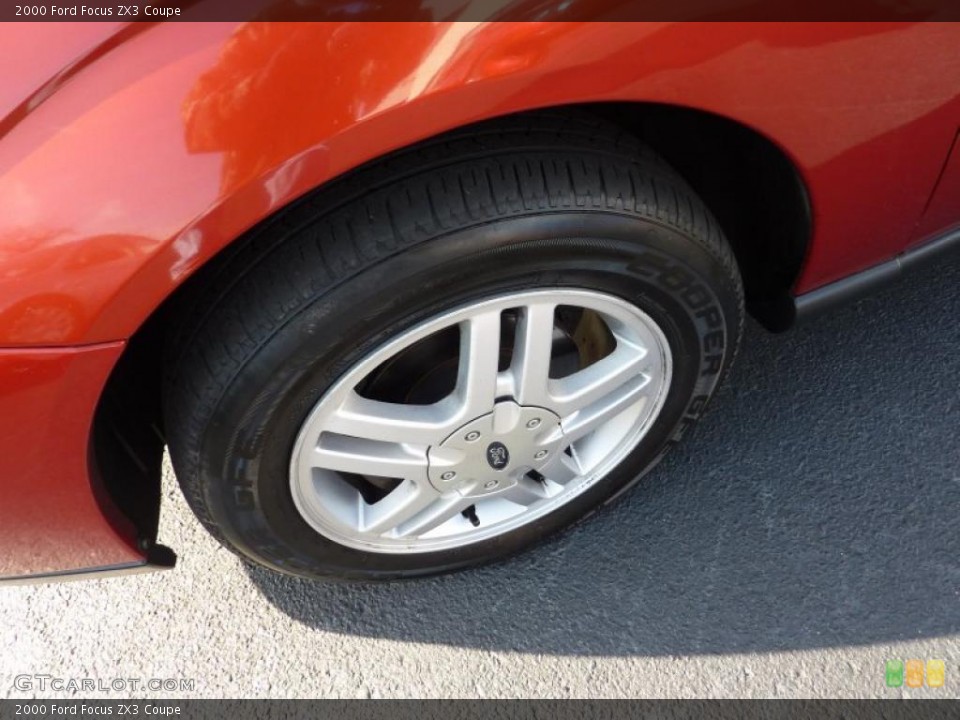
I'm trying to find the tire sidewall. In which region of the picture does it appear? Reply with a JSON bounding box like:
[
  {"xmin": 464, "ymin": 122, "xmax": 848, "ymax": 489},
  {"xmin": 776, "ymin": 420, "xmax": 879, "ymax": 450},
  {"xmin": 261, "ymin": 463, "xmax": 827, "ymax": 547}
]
[{"xmin": 198, "ymin": 212, "xmax": 740, "ymax": 579}]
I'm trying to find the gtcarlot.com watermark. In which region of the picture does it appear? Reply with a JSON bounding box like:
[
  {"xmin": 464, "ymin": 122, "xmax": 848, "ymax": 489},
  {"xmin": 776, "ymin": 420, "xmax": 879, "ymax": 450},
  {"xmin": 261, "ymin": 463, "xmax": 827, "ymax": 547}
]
[{"xmin": 13, "ymin": 675, "xmax": 195, "ymax": 693}]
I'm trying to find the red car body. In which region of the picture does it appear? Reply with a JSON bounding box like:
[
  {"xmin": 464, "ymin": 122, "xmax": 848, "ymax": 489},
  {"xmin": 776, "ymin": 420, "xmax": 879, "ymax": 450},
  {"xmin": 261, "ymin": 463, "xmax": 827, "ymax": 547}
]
[{"xmin": 1, "ymin": 19, "xmax": 958, "ymax": 580}]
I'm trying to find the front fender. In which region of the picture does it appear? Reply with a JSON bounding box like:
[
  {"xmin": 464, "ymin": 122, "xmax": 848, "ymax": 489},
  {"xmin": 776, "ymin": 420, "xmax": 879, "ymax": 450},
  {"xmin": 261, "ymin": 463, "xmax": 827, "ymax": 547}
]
[{"xmin": 4, "ymin": 20, "xmax": 958, "ymax": 349}]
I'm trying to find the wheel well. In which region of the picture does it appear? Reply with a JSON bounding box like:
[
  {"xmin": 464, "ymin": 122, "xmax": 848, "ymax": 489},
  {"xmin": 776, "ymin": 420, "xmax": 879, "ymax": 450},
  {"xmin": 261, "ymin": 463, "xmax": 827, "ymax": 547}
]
[
  {"xmin": 91, "ymin": 101, "xmax": 811, "ymax": 542},
  {"xmin": 590, "ymin": 102, "xmax": 811, "ymax": 330}
]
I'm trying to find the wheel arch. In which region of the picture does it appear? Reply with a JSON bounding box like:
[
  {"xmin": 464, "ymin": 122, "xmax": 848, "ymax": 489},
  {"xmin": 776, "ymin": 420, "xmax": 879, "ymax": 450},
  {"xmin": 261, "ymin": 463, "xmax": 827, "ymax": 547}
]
[{"xmin": 91, "ymin": 101, "xmax": 810, "ymax": 544}]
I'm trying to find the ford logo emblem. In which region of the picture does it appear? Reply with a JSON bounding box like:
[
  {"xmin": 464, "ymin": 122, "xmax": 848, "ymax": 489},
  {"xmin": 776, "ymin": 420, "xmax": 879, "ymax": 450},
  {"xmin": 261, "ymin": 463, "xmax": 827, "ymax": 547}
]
[{"xmin": 486, "ymin": 442, "xmax": 510, "ymax": 470}]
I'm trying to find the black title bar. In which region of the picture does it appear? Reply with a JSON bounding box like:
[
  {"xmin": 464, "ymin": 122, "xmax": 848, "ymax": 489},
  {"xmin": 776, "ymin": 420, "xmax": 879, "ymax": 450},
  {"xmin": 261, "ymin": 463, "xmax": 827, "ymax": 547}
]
[{"xmin": 2, "ymin": 0, "xmax": 960, "ymax": 22}]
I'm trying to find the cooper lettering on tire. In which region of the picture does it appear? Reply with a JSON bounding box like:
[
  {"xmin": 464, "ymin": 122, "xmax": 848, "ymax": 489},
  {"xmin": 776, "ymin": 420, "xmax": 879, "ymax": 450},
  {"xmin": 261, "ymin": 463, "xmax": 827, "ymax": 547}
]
[{"xmin": 163, "ymin": 112, "xmax": 744, "ymax": 581}]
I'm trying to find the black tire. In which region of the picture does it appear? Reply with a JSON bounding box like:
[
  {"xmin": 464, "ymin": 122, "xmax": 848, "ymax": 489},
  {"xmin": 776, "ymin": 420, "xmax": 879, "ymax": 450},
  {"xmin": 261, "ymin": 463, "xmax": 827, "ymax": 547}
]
[{"xmin": 163, "ymin": 112, "xmax": 744, "ymax": 581}]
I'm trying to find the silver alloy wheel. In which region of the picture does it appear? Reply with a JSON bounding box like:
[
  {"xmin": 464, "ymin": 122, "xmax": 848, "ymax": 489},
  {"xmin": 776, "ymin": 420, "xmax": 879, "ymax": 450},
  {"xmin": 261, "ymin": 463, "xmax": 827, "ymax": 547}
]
[{"xmin": 290, "ymin": 289, "xmax": 672, "ymax": 554}]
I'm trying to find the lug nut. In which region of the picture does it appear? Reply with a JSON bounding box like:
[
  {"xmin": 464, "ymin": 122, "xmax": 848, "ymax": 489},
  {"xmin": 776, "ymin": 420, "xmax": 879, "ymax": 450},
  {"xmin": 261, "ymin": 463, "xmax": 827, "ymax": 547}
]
[
  {"xmin": 464, "ymin": 431, "xmax": 481, "ymax": 442},
  {"xmin": 483, "ymin": 480, "xmax": 499, "ymax": 489},
  {"xmin": 526, "ymin": 418, "xmax": 541, "ymax": 429},
  {"xmin": 534, "ymin": 450, "xmax": 548, "ymax": 460},
  {"xmin": 441, "ymin": 471, "xmax": 456, "ymax": 481}
]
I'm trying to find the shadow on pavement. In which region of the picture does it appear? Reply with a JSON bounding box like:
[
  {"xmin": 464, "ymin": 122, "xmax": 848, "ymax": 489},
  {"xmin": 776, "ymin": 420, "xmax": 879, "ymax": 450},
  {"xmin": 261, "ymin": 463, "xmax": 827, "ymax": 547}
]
[{"xmin": 247, "ymin": 258, "xmax": 960, "ymax": 656}]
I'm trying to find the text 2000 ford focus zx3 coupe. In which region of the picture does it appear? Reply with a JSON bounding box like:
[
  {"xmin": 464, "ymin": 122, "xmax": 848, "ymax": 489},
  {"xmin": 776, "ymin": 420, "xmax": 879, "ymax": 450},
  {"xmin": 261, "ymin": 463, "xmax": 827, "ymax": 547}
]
[{"xmin": 1, "ymin": 18, "xmax": 958, "ymax": 582}]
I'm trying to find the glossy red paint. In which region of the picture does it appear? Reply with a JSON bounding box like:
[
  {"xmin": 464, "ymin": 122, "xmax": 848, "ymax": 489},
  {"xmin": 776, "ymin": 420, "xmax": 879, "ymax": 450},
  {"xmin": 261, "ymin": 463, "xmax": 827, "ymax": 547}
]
[
  {"xmin": 0, "ymin": 344, "xmax": 142, "ymax": 577},
  {"xmin": 2, "ymin": 21, "xmax": 959, "ymax": 348},
  {"xmin": 0, "ymin": 21, "xmax": 958, "ymax": 577},
  {"xmin": 912, "ymin": 128, "xmax": 960, "ymax": 245}
]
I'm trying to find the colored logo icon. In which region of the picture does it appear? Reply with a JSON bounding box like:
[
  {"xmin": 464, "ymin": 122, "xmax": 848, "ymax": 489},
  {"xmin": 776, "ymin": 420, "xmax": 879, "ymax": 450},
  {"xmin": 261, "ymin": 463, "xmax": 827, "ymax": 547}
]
[
  {"xmin": 906, "ymin": 659, "xmax": 925, "ymax": 688},
  {"xmin": 928, "ymin": 660, "xmax": 946, "ymax": 688},
  {"xmin": 886, "ymin": 659, "xmax": 946, "ymax": 688},
  {"xmin": 885, "ymin": 659, "xmax": 904, "ymax": 687}
]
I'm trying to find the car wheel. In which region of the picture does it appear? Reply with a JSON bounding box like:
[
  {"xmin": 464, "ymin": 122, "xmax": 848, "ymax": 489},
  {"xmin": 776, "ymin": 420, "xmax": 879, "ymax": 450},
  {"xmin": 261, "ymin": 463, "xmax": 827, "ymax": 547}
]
[{"xmin": 163, "ymin": 114, "xmax": 744, "ymax": 580}]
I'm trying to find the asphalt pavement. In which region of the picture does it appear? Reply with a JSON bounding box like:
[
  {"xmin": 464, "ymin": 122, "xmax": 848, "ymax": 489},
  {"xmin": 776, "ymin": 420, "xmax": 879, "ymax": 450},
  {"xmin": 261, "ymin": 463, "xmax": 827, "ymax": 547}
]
[{"xmin": 2, "ymin": 256, "xmax": 958, "ymax": 699}]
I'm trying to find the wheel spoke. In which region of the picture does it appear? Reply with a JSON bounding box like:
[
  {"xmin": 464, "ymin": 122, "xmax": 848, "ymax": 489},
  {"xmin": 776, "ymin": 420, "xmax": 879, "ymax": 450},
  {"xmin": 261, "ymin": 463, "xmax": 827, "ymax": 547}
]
[
  {"xmin": 501, "ymin": 477, "xmax": 550, "ymax": 506},
  {"xmin": 538, "ymin": 451, "xmax": 582, "ymax": 486},
  {"xmin": 455, "ymin": 310, "xmax": 503, "ymax": 418},
  {"xmin": 392, "ymin": 493, "xmax": 476, "ymax": 538},
  {"xmin": 326, "ymin": 392, "xmax": 457, "ymax": 446},
  {"xmin": 561, "ymin": 372, "xmax": 653, "ymax": 443},
  {"xmin": 511, "ymin": 302, "xmax": 557, "ymax": 407},
  {"xmin": 549, "ymin": 342, "xmax": 648, "ymax": 418},
  {"xmin": 359, "ymin": 480, "xmax": 441, "ymax": 534},
  {"xmin": 312, "ymin": 433, "xmax": 428, "ymax": 480}
]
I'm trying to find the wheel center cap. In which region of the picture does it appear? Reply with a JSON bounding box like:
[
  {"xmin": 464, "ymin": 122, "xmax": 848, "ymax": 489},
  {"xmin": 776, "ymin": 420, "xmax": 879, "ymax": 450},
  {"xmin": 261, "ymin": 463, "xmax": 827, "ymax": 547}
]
[
  {"xmin": 427, "ymin": 401, "xmax": 563, "ymax": 496},
  {"xmin": 485, "ymin": 442, "xmax": 510, "ymax": 470}
]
